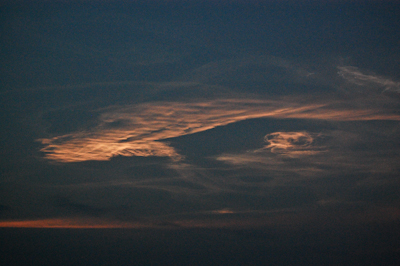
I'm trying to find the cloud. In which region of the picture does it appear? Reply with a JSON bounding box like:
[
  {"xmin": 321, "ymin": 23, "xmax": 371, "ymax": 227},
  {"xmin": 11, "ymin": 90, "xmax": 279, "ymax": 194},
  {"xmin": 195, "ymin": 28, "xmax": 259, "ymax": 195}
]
[
  {"xmin": 37, "ymin": 98, "xmax": 400, "ymax": 163},
  {"xmin": 13, "ymin": 57, "xmax": 399, "ymax": 226},
  {"xmin": 0, "ymin": 218, "xmax": 143, "ymax": 229},
  {"xmin": 258, "ymin": 131, "xmax": 324, "ymax": 157},
  {"xmin": 2, "ymin": 204, "xmax": 399, "ymax": 229},
  {"xmin": 338, "ymin": 66, "xmax": 400, "ymax": 94},
  {"xmin": 216, "ymin": 127, "xmax": 400, "ymax": 187}
]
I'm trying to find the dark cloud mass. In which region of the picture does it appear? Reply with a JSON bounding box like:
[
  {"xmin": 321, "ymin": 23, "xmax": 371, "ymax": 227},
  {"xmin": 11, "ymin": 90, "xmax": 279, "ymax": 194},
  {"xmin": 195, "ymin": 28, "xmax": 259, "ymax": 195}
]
[{"xmin": 1, "ymin": 1, "xmax": 400, "ymax": 265}]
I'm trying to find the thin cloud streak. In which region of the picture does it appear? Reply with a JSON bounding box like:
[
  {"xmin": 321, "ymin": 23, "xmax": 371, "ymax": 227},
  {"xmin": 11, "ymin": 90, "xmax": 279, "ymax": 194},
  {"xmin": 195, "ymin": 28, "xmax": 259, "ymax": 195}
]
[
  {"xmin": 37, "ymin": 98, "xmax": 400, "ymax": 163},
  {"xmin": 216, "ymin": 149, "xmax": 399, "ymax": 187},
  {"xmin": 216, "ymin": 126, "xmax": 400, "ymax": 187},
  {"xmin": 1, "ymin": 205, "xmax": 399, "ymax": 229},
  {"xmin": 0, "ymin": 218, "xmax": 144, "ymax": 229},
  {"xmin": 338, "ymin": 66, "xmax": 400, "ymax": 93}
]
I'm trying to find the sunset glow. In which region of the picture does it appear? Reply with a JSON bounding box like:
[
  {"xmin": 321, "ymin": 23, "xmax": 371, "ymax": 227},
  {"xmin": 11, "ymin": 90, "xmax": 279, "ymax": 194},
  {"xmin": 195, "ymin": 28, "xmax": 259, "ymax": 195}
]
[
  {"xmin": 0, "ymin": 218, "xmax": 142, "ymax": 229},
  {"xmin": 37, "ymin": 99, "xmax": 400, "ymax": 163}
]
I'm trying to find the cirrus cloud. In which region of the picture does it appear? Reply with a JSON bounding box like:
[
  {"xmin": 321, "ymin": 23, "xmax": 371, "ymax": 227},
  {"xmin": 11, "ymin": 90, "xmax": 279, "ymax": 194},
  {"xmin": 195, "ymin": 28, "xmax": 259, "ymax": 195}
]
[{"xmin": 37, "ymin": 97, "xmax": 400, "ymax": 163}]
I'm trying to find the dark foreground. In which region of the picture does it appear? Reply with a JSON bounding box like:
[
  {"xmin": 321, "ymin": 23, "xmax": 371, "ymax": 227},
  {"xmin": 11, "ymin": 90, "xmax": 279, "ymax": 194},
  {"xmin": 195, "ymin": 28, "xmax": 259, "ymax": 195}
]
[{"xmin": 1, "ymin": 223, "xmax": 400, "ymax": 266}]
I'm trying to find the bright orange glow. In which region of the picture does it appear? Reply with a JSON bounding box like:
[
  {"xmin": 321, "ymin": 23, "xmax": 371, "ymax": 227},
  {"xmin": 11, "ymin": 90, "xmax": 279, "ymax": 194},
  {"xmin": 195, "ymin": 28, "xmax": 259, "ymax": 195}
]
[{"xmin": 37, "ymin": 98, "xmax": 400, "ymax": 163}]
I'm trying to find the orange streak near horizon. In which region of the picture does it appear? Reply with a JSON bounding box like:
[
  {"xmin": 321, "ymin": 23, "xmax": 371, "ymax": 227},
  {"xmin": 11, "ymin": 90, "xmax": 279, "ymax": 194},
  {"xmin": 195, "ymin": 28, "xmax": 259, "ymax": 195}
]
[
  {"xmin": 0, "ymin": 218, "xmax": 143, "ymax": 229},
  {"xmin": 1, "ymin": 206, "xmax": 399, "ymax": 229}
]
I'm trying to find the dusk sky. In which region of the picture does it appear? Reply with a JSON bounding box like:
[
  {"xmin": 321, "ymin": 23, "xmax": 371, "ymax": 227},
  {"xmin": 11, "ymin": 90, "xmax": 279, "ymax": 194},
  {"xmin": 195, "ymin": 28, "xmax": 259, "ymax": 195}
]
[{"xmin": 1, "ymin": 1, "xmax": 400, "ymax": 265}]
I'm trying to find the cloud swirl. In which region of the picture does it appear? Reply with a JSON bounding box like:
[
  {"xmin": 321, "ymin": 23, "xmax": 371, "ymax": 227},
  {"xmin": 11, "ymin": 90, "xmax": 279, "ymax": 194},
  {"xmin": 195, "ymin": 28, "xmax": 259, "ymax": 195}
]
[{"xmin": 260, "ymin": 131, "xmax": 323, "ymax": 157}]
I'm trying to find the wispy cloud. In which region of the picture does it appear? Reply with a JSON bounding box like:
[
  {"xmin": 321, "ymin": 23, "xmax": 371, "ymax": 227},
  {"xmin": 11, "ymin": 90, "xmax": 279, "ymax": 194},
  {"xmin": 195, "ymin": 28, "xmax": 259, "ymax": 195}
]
[
  {"xmin": 0, "ymin": 218, "xmax": 145, "ymax": 228},
  {"xmin": 216, "ymin": 127, "xmax": 400, "ymax": 187},
  {"xmin": 338, "ymin": 66, "xmax": 400, "ymax": 94},
  {"xmin": 37, "ymin": 98, "xmax": 400, "ymax": 163},
  {"xmin": 257, "ymin": 131, "xmax": 324, "ymax": 157},
  {"xmin": 2, "ymin": 205, "xmax": 399, "ymax": 229}
]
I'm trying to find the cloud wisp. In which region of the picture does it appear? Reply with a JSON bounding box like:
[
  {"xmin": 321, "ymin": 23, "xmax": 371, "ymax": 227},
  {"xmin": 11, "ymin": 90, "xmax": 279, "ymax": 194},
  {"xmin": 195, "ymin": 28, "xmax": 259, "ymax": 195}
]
[
  {"xmin": 2, "ymin": 204, "xmax": 399, "ymax": 229},
  {"xmin": 0, "ymin": 218, "xmax": 143, "ymax": 229},
  {"xmin": 338, "ymin": 66, "xmax": 400, "ymax": 94},
  {"xmin": 216, "ymin": 126, "xmax": 400, "ymax": 187},
  {"xmin": 258, "ymin": 131, "xmax": 324, "ymax": 157},
  {"xmin": 37, "ymin": 97, "xmax": 400, "ymax": 163}
]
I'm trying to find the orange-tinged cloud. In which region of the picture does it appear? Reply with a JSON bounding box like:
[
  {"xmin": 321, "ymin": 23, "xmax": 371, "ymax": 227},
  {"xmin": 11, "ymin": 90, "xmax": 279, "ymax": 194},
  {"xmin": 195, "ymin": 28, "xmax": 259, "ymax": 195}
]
[
  {"xmin": 261, "ymin": 131, "xmax": 323, "ymax": 157},
  {"xmin": 211, "ymin": 208, "xmax": 235, "ymax": 214},
  {"xmin": 37, "ymin": 98, "xmax": 400, "ymax": 163},
  {"xmin": 1, "ymin": 205, "xmax": 399, "ymax": 229},
  {"xmin": 0, "ymin": 218, "xmax": 143, "ymax": 228}
]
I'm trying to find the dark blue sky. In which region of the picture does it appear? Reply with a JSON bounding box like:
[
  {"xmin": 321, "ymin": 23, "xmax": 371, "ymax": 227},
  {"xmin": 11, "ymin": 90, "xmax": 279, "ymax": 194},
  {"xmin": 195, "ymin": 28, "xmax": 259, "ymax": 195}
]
[{"xmin": 1, "ymin": 1, "xmax": 400, "ymax": 265}]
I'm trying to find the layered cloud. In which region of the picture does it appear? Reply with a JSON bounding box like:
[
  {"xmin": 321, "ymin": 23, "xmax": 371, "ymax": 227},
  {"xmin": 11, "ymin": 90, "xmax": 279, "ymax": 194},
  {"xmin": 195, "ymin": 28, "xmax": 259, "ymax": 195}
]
[{"xmin": 13, "ymin": 58, "xmax": 398, "ymax": 229}]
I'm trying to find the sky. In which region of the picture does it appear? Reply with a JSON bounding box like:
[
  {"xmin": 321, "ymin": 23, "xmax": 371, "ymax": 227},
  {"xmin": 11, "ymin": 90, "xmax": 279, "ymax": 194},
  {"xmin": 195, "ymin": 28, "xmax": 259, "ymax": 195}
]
[{"xmin": 1, "ymin": 0, "xmax": 400, "ymax": 265}]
